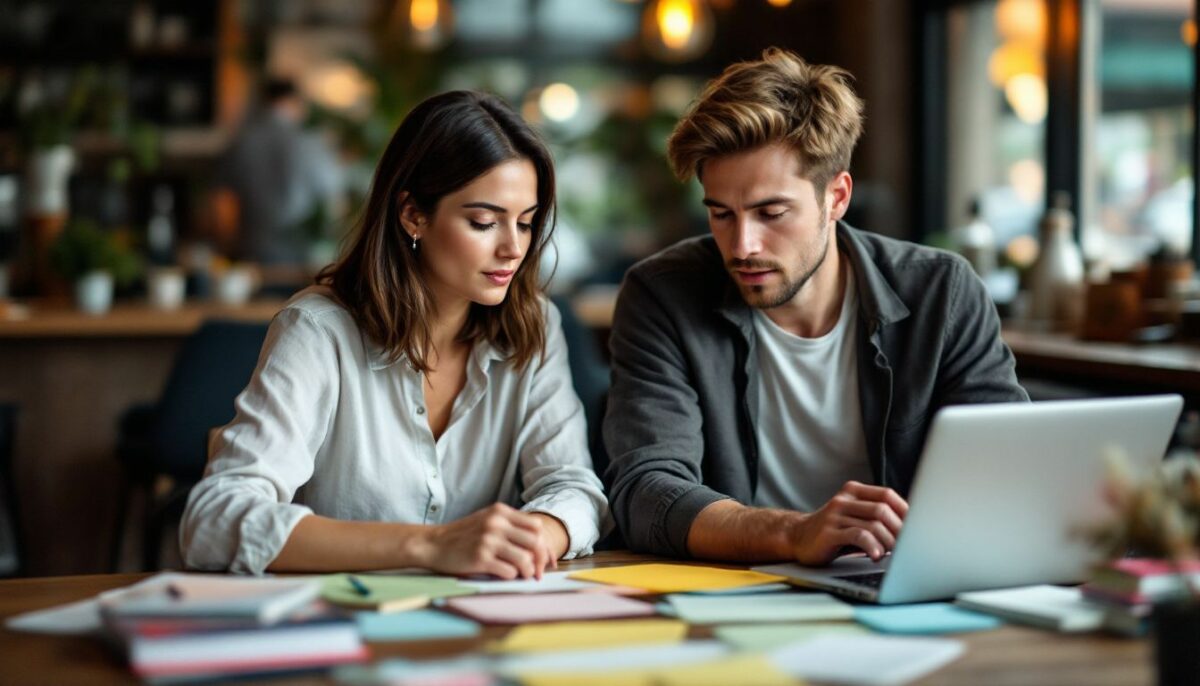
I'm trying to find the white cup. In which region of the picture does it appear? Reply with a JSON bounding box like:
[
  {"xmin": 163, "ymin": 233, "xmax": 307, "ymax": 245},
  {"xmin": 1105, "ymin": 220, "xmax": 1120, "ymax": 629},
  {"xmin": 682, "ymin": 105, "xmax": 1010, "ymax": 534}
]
[
  {"xmin": 76, "ymin": 270, "xmax": 114, "ymax": 316},
  {"xmin": 215, "ymin": 265, "xmax": 258, "ymax": 306},
  {"xmin": 147, "ymin": 266, "xmax": 186, "ymax": 310}
]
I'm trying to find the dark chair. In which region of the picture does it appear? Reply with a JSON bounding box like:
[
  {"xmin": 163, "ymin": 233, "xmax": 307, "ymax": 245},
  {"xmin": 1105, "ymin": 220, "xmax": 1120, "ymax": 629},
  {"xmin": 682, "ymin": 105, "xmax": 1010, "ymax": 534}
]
[
  {"xmin": 551, "ymin": 296, "xmax": 624, "ymax": 550},
  {"xmin": 0, "ymin": 404, "xmax": 21, "ymax": 577},
  {"xmin": 552, "ymin": 295, "xmax": 610, "ymax": 464},
  {"xmin": 110, "ymin": 320, "xmax": 269, "ymax": 571}
]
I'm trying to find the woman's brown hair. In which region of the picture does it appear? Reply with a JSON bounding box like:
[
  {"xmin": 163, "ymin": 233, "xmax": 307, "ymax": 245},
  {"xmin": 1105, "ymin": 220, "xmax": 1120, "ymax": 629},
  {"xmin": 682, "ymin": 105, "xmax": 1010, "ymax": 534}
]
[{"xmin": 317, "ymin": 90, "xmax": 556, "ymax": 372}]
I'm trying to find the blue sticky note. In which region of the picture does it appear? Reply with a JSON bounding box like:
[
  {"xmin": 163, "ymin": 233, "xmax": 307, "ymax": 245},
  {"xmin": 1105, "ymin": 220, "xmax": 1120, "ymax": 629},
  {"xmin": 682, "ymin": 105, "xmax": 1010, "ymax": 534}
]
[
  {"xmin": 355, "ymin": 609, "xmax": 481, "ymax": 642},
  {"xmin": 854, "ymin": 603, "xmax": 1002, "ymax": 634}
]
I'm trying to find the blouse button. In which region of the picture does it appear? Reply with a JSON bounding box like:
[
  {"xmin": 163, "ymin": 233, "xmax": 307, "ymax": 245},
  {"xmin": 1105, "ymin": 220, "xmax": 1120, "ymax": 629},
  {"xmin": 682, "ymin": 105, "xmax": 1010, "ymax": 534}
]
[{"xmin": 416, "ymin": 406, "xmax": 426, "ymax": 415}]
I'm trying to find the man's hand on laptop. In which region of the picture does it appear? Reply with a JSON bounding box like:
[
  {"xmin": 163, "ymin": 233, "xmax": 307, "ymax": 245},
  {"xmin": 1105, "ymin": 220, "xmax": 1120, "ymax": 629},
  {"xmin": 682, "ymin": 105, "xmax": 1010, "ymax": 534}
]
[{"xmin": 788, "ymin": 481, "xmax": 909, "ymax": 566}]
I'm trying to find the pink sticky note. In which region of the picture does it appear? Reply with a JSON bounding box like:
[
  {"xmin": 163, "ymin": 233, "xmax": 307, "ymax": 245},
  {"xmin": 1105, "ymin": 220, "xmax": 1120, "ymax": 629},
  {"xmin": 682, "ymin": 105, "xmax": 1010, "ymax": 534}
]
[{"xmin": 445, "ymin": 592, "xmax": 656, "ymax": 624}]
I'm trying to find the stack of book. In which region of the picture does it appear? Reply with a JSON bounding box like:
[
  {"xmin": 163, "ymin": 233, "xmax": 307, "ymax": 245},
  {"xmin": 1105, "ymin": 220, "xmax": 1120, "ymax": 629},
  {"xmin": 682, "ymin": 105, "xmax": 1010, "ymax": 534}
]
[
  {"xmin": 98, "ymin": 574, "xmax": 368, "ymax": 683},
  {"xmin": 1081, "ymin": 558, "xmax": 1200, "ymax": 636}
]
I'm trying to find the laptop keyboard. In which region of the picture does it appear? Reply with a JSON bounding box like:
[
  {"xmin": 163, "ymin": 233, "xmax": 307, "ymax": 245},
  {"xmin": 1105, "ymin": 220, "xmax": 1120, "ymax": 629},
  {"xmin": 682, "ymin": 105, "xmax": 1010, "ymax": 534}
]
[{"xmin": 834, "ymin": 571, "xmax": 886, "ymax": 589}]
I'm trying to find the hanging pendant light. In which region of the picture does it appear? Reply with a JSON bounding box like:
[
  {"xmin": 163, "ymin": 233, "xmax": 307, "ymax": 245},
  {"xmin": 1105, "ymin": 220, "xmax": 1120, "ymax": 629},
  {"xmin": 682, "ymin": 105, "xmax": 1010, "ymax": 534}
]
[
  {"xmin": 394, "ymin": 0, "xmax": 455, "ymax": 51},
  {"xmin": 642, "ymin": 0, "xmax": 715, "ymax": 63}
]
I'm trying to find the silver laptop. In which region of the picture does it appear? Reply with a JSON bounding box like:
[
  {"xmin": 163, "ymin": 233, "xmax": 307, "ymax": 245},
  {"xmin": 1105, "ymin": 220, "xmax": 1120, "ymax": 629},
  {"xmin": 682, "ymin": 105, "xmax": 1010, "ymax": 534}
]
[{"xmin": 754, "ymin": 395, "xmax": 1183, "ymax": 604}]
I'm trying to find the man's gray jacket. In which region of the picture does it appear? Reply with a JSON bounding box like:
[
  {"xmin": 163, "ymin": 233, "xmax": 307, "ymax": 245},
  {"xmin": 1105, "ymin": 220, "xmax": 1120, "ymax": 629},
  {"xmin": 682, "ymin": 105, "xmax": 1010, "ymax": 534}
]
[{"xmin": 602, "ymin": 223, "xmax": 1030, "ymax": 557}]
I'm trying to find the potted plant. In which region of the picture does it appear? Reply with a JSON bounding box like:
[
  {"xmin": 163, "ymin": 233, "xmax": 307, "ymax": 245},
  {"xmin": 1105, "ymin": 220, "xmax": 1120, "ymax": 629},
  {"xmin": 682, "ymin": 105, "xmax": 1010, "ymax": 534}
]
[
  {"xmin": 1088, "ymin": 450, "xmax": 1200, "ymax": 685},
  {"xmin": 48, "ymin": 219, "xmax": 142, "ymax": 315}
]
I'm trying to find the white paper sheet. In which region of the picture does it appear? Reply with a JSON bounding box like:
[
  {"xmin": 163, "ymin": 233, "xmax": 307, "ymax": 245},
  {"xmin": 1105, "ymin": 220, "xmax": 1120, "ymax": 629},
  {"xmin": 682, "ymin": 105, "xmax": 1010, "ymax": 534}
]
[
  {"xmin": 458, "ymin": 571, "xmax": 601, "ymax": 594},
  {"xmin": 770, "ymin": 634, "xmax": 964, "ymax": 686}
]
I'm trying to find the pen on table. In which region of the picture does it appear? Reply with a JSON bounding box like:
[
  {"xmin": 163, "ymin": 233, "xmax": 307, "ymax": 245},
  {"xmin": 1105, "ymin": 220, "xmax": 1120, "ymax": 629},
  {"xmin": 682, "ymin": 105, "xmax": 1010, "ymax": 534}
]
[{"xmin": 346, "ymin": 575, "xmax": 372, "ymax": 597}]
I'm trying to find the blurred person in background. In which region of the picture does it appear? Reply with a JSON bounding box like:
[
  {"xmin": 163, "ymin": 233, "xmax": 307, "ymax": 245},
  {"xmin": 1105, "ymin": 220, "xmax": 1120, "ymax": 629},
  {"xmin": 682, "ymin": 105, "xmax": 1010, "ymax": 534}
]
[{"xmin": 215, "ymin": 77, "xmax": 344, "ymax": 266}]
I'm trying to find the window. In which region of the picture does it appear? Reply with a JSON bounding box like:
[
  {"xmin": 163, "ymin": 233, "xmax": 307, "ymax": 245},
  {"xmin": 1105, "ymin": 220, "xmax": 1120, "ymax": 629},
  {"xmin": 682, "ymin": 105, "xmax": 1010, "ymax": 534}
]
[{"xmin": 1085, "ymin": 0, "xmax": 1195, "ymax": 268}]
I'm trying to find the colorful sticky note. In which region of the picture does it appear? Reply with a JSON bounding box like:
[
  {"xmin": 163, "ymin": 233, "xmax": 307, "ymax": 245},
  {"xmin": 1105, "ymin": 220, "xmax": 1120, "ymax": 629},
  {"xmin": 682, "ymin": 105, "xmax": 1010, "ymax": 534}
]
[
  {"xmin": 714, "ymin": 622, "xmax": 872, "ymax": 651},
  {"xmin": 667, "ymin": 592, "xmax": 854, "ymax": 624},
  {"xmin": 320, "ymin": 574, "xmax": 475, "ymax": 611},
  {"xmin": 519, "ymin": 654, "xmax": 796, "ymax": 686},
  {"xmin": 446, "ymin": 592, "xmax": 656, "ymax": 624},
  {"xmin": 492, "ymin": 619, "xmax": 687, "ymax": 653},
  {"xmin": 355, "ymin": 609, "xmax": 481, "ymax": 642},
  {"xmin": 655, "ymin": 654, "xmax": 798, "ymax": 686},
  {"xmin": 568, "ymin": 564, "xmax": 786, "ymax": 594},
  {"xmin": 459, "ymin": 571, "xmax": 601, "ymax": 594},
  {"xmin": 854, "ymin": 603, "xmax": 1002, "ymax": 635}
]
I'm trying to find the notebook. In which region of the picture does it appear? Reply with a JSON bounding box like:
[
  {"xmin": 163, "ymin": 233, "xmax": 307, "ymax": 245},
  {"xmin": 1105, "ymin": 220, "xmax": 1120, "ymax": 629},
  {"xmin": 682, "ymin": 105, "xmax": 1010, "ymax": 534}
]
[
  {"xmin": 127, "ymin": 619, "xmax": 367, "ymax": 681},
  {"xmin": 954, "ymin": 585, "xmax": 1106, "ymax": 632},
  {"xmin": 98, "ymin": 573, "xmax": 321, "ymax": 626}
]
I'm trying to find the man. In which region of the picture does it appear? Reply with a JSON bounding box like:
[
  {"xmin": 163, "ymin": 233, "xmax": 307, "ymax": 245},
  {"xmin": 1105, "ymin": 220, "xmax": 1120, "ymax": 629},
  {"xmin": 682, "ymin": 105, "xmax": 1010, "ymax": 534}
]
[
  {"xmin": 603, "ymin": 48, "xmax": 1028, "ymax": 565},
  {"xmin": 217, "ymin": 78, "xmax": 343, "ymax": 265}
]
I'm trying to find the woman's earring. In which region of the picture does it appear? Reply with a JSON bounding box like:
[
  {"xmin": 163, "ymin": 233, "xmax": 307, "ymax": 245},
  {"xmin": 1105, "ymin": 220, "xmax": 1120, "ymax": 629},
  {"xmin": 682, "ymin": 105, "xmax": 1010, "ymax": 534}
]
[{"xmin": 410, "ymin": 234, "xmax": 418, "ymax": 251}]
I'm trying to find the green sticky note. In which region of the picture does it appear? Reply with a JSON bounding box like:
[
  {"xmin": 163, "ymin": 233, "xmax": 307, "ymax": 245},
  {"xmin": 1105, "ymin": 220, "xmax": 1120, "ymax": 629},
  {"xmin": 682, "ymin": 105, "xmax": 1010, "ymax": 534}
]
[
  {"xmin": 320, "ymin": 574, "xmax": 475, "ymax": 610},
  {"xmin": 714, "ymin": 622, "xmax": 872, "ymax": 651}
]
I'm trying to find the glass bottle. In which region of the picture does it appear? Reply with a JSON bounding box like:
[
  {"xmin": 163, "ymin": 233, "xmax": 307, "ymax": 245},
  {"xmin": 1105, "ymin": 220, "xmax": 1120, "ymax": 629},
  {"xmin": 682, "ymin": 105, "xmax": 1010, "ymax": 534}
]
[
  {"xmin": 1029, "ymin": 191, "xmax": 1085, "ymax": 330},
  {"xmin": 954, "ymin": 197, "xmax": 996, "ymax": 277}
]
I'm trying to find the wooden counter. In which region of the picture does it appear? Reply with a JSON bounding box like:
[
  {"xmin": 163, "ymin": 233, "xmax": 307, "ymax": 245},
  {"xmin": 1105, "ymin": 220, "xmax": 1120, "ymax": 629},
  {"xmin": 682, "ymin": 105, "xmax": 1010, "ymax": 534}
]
[
  {"xmin": 0, "ymin": 300, "xmax": 285, "ymax": 338},
  {"xmin": 0, "ymin": 299, "xmax": 284, "ymax": 576},
  {"xmin": 1003, "ymin": 327, "xmax": 1200, "ymax": 398}
]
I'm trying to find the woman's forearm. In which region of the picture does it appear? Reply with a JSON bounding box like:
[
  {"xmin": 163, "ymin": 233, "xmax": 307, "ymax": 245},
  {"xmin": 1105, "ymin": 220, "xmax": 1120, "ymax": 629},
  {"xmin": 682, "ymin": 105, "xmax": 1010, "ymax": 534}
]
[{"xmin": 267, "ymin": 514, "xmax": 436, "ymax": 572}]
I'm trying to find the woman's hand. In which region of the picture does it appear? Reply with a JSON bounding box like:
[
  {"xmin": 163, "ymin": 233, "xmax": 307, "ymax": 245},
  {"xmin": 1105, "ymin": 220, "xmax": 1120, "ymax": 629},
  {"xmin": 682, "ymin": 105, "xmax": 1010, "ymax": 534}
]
[{"xmin": 417, "ymin": 503, "xmax": 561, "ymax": 579}]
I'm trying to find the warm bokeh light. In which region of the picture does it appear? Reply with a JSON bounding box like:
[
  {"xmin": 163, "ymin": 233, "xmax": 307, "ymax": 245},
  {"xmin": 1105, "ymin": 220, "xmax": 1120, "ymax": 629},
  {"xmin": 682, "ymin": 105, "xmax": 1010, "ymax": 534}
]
[
  {"xmin": 642, "ymin": 0, "xmax": 714, "ymax": 62},
  {"xmin": 1005, "ymin": 72, "xmax": 1048, "ymax": 124},
  {"xmin": 995, "ymin": 0, "xmax": 1045, "ymax": 45},
  {"xmin": 410, "ymin": 0, "xmax": 438, "ymax": 32},
  {"xmin": 1006, "ymin": 234, "xmax": 1040, "ymax": 269},
  {"xmin": 396, "ymin": 0, "xmax": 454, "ymax": 51},
  {"xmin": 1183, "ymin": 19, "xmax": 1197, "ymax": 47},
  {"xmin": 658, "ymin": 0, "xmax": 695, "ymax": 50},
  {"xmin": 539, "ymin": 83, "xmax": 581, "ymax": 122},
  {"xmin": 306, "ymin": 63, "xmax": 373, "ymax": 111},
  {"xmin": 988, "ymin": 40, "xmax": 1043, "ymax": 87},
  {"xmin": 1009, "ymin": 158, "xmax": 1046, "ymax": 206},
  {"xmin": 766, "ymin": 0, "xmax": 794, "ymax": 7}
]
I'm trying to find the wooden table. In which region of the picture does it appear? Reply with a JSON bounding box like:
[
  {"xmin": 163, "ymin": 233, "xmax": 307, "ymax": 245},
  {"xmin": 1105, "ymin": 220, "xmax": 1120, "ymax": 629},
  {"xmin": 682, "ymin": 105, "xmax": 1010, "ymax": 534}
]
[
  {"xmin": 0, "ymin": 300, "xmax": 284, "ymax": 576},
  {"xmin": 0, "ymin": 552, "xmax": 1153, "ymax": 685}
]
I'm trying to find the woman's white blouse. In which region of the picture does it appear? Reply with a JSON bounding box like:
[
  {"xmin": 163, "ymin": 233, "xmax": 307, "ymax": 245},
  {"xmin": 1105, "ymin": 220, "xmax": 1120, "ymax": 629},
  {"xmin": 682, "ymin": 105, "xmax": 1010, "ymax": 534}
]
[{"xmin": 180, "ymin": 286, "xmax": 610, "ymax": 574}]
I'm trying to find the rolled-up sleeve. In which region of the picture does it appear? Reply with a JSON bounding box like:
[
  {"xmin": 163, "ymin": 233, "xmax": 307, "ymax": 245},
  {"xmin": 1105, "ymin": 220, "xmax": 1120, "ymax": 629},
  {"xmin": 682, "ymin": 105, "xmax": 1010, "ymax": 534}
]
[
  {"xmin": 516, "ymin": 302, "xmax": 611, "ymax": 559},
  {"xmin": 603, "ymin": 272, "xmax": 730, "ymax": 557},
  {"xmin": 180, "ymin": 307, "xmax": 336, "ymax": 574}
]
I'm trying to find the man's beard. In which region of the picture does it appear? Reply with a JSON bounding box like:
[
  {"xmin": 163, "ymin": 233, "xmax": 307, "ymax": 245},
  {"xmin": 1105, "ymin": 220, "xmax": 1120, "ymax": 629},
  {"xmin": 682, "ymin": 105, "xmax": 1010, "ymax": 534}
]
[{"xmin": 729, "ymin": 206, "xmax": 831, "ymax": 310}]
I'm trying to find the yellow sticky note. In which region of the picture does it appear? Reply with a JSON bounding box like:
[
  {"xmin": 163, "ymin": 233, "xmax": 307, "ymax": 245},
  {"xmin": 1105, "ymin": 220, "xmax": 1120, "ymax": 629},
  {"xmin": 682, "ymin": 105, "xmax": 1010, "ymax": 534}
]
[
  {"xmin": 657, "ymin": 654, "xmax": 800, "ymax": 686},
  {"xmin": 569, "ymin": 564, "xmax": 787, "ymax": 593},
  {"xmin": 521, "ymin": 672, "xmax": 651, "ymax": 686},
  {"xmin": 519, "ymin": 655, "xmax": 800, "ymax": 686},
  {"xmin": 493, "ymin": 619, "xmax": 688, "ymax": 653}
]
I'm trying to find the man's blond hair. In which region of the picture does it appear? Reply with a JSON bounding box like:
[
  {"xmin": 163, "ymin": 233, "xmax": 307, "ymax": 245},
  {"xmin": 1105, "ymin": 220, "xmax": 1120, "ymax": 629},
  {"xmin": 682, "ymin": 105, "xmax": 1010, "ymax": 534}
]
[{"xmin": 667, "ymin": 48, "xmax": 865, "ymax": 192}]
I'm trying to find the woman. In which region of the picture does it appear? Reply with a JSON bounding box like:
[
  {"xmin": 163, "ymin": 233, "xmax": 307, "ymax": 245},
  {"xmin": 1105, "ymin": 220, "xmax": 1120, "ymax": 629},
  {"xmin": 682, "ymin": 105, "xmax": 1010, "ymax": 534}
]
[{"xmin": 181, "ymin": 91, "xmax": 609, "ymax": 577}]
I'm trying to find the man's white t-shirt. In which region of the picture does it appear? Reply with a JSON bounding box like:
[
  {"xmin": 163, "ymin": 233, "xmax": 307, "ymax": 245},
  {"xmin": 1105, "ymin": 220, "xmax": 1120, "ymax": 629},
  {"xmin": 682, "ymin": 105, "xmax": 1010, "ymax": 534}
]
[{"xmin": 752, "ymin": 276, "xmax": 872, "ymax": 512}]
